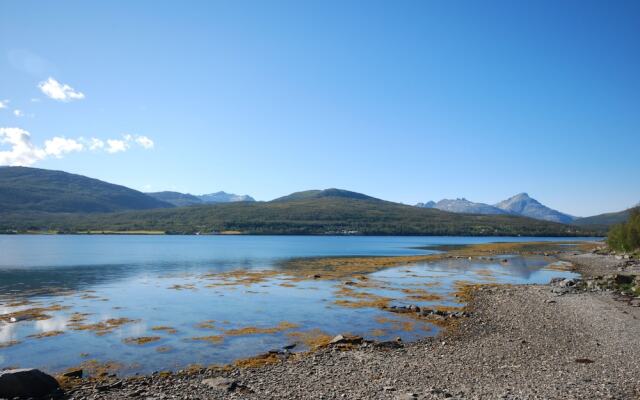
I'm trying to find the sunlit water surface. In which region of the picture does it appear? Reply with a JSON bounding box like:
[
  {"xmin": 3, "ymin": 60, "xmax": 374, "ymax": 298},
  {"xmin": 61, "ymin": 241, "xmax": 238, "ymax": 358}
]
[{"xmin": 0, "ymin": 235, "xmax": 586, "ymax": 375}]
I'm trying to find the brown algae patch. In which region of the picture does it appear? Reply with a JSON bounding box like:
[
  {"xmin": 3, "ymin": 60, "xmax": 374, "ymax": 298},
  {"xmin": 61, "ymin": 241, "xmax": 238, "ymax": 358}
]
[
  {"xmin": 195, "ymin": 320, "xmax": 216, "ymax": 329},
  {"xmin": 280, "ymin": 255, "xmax": 441, "ymax": 280},
  {"xmin": 334, "ymin": 297, "xmax": 392, "ymax": 309},
  {"xmin": 287, "ymin": 329, "xmax": 333, "ymax": 349},
  {"xmin": 155, "ymin": 345, "xmax": 173, "ymax": 353},
  {"xmin": 203, "ymin": 269, "xmax": 284, "ymax": 288},
  {"xmin": 224, "ymin": 321, "xmax": 299, "ymax": 336},
  {"xmin": 27, "ymin": 330, "xmax": 65, "ymax": 339},
  {"xmin": 122, "ymin": 336, "xmax": 162, "ymax": 345},
  {"xmin": 1, "ymin": 304, "xmax": 70, "ymax": 323},
  {"xmin": 234, "ymin": 352, "xmax": 282, "ymax": 368},
  {"xmin": 374, "ymin": 315, "xmax": 418, "ymax": 332},
  {"xmin": 68, "ymin": 312, "xmax": 92, "ymax": 323},
  {"xmin": 191, "ymin": 335, "xmax": 224, "ymax": 344},
  {"xmin": 400, "ymin": 288, "xmax": 443, "ymax": 302},
  {"xmin": 78, "ymin": 359, "xmax": 123, "ymax": 378},
  {"xmin": 333, "ymin": 287, "xmax": 394, "ymax": 309},
  {"xmin": 0, "ymin": 340, "xmax": 21, "ymax": 348},
  {"xmin": 279, "ymin": 241, "xmax": 594, "ymax": 283},
  {"xmin": 5, "ymin": 300, "xmax": 34, "ymax": 307},
  {"xmin": 69, "ymin": 317, "xmax": 139, "ymax": 336},
  {"xmin": 151, "ymin": 326, "xmax": 178, "ymax": 334},
  {"xmin": 168, "ymin": 284, "xmax": 197, "ymax": 291}
]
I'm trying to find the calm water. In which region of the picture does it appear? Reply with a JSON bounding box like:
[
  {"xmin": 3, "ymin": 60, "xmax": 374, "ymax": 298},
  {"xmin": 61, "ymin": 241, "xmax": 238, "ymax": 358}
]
[{"xmin": 0, "ymin": 235, "xmax": 587, "ymax": 375}]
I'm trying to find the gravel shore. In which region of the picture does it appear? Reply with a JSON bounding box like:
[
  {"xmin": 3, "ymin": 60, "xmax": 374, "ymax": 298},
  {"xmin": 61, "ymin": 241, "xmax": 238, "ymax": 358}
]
[{"xmin": 64, "ymin": 250, "xmax": 640, "ymax": 400}]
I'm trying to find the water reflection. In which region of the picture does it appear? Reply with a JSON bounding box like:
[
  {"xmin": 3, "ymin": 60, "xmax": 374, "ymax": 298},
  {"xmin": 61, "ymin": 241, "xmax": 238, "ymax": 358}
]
[{"xmin": 0, "ymin": 236, "xmax": 583, "ymax": 376}]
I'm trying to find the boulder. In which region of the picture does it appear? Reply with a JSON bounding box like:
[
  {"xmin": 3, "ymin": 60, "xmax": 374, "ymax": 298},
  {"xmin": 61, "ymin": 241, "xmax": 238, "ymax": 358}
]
[
  {"xmin": 329, "ymin": 334, "xmax": 364, "ymax": 345},
  {"xmin": 62, "ymin": 368, "xmax": 83, "ymax": 378},
  {"xmin": 202, "ymin": 377, "xmax": 238, "ymax": 392},
  {"xmin": 0, "ymin": 368, "xmax": 61, "ymax": 399}
]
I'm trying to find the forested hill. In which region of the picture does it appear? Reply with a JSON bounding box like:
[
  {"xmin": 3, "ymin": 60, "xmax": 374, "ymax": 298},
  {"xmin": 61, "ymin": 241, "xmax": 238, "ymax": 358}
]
[{"xmin": 0, "ymin": 167, "xmax": 173, "ymax": 213}]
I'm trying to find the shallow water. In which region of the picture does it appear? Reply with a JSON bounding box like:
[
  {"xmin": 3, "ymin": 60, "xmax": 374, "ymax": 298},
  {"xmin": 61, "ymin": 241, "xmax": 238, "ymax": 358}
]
[{"xmin": 0, "ymin": 235, "xmax": 585, "ymax": 375}]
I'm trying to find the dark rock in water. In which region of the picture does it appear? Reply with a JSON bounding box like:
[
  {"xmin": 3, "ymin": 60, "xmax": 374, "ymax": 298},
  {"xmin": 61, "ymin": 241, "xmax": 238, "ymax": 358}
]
[
  {"xmin": 0, "ymin": 368, "xmax": 61, "ymax": 399},
  {"xmin": 282, "ymin": 343, "xmax": 297, "ymax": 350},
  {"xmin": 388, "ymin": 305, "xmax": 420, "ymax": 313}
]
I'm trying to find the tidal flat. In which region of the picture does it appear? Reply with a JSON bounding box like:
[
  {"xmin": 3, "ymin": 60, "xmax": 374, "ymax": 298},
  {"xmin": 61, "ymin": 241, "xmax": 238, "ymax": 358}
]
[{"xmin": 0, "ymin": 236, "xmax": 589, "ymax": 376}]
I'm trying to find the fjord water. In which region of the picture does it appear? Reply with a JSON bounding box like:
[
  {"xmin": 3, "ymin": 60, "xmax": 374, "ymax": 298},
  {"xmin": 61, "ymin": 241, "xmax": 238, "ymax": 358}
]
[{"xmin": 0, "ymin": 235, "xmax": 585, "ymax": 375}]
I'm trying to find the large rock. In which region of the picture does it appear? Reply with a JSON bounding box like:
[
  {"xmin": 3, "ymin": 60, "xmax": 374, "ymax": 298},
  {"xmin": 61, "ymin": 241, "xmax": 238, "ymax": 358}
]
[
  {"xmin": 0, "ymin": 368, "xmax": 60, "ymax": 399},
  {"xmin": 329, "ymin": 334, "xmax": 364, "ymax": 345},
  {"xmin": 201, "ymin": 377, "xmax": 238, "ymax": 392}
]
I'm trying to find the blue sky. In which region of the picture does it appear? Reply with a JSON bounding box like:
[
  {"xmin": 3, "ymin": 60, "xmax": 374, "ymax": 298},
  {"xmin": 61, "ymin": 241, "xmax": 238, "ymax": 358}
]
[{"xmin": 1, "ymin": 0, "xmax": 638, "ymax": 216}]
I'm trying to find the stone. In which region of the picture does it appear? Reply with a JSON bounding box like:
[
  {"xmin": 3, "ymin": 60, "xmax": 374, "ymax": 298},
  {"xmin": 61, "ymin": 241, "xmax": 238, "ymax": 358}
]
[
  {"xmin": 329, "ymin": 334, "xmax": 364, "ymax": 345},
  {"xmin": 0, "ymin": 368, "xmax": 61, "ymax": 399},
  {"xmin": 62, "ymin": 368, "xmax": 83, "ymax": 378},
  {"xmin": 549, "ymin": 277, "xmax": 564, "ymax": 286},
  {"xmin": 201, "ymin": 377, "xmax": 238, "ymax": 392},
  {"xmin": 394, "ymin": 393, "xmax": 419, "ymax": 400},
  {"xmin": 374, "ymin": 340, "xmax": 404, "ymax": 350},
  {"xmin": 559, "ymin": 279, "xmax": 576, "ymax": 287},
  {"xmin": 614, "ymin": 274, "xmax": 634, "ymax": 285}
]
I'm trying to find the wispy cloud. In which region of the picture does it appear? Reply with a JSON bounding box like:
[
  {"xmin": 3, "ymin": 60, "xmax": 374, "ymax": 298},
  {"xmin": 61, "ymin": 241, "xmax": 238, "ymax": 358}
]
[
  {"xmin": 13, "ymin": 109, "xmax": 24, "ymax": 117},
  {"xmin": 0, "ymin": 128, "xmax": 154, "ymax": 166},
  {"xmin": 135, "ymin": 135, "xmax": 154, "ymax": 149},
  {"xmin": 38, "ymin": 77, "xmax": 85, "ymax": 102},
  {"xmin": 0, "ymin": 100, "xmax": 8, "ymax": 109},
  {"xmin": 87, "ymin": 138, "xmax": 105, "ymax": 150}
]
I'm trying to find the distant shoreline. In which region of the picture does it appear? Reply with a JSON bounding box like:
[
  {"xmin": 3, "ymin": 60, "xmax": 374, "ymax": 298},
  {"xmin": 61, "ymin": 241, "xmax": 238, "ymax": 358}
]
[{"xmin": 0, "ymin": 231, "xmax": 603, "ymax": 237}]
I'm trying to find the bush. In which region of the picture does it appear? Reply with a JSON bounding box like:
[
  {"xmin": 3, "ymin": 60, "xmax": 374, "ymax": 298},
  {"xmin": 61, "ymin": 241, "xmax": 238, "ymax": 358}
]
[{"xmin": 607, "ymin": 208, "xmax": 640, "ymax": 252}]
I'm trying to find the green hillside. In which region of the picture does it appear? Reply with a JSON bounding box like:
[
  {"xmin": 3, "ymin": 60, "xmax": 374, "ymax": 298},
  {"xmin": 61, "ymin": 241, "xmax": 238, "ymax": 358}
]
[
  {"xmin": 0, "ymin": 167, "xmax": 173, "ymax": 213},
  {"xmin": 574, "ymin": 208, "xmax": 633, "ymax": 230},
  {"xmin": 0, "ymin": 189, "xmax": 596, "ymax": 236},
  {"xmin": 272, "ymin": 189, "xmax": 379, "ymax": 202}
]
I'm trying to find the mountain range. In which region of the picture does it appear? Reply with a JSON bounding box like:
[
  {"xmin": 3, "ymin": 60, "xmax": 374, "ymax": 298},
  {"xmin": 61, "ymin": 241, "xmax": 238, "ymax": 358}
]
[
  {"xmin": 147, "ymin": 191, "xmax": 255, "ymax": 207},
  {"xmin": 0, "ymin": 166, "xmax": 632, "ymax": 235},
  {"xmin": 416, "ymin": 193, "xmax": 575, "ymax": 223}
]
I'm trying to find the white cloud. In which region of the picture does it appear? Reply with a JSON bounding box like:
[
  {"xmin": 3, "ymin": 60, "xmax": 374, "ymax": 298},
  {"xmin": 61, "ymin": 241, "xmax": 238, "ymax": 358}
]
[
  {"xmin": 0, "ymin": 128, "xmax": 155, "ymax": 166},
  {"xmin": 0, "ymin": 127, "xmax": 46, "ymax": 166},
  {"xmin": 43, "ymin": 137, "xmax": 84, "ymax": 158},
  {"xmin": 38, "ymin": 77, "xmax": 85, "ymax": 102},
  {"xmin": 135, "ymin": 135, "xmax": 154, "ymax": 149},
  {"xmin": 31, "ymin": 98, "xmax": 41, "ymax": 103},
  {"xmin": 106, "ymin": 139, "xmax": 129, "ymax": 153},
  {"xmin": 0, "ymin": 100, "xmax": 8, "ymax": 109},
  {"xmin": 13, "ymin": 109, "xmax": 24, "ymax": 117}
]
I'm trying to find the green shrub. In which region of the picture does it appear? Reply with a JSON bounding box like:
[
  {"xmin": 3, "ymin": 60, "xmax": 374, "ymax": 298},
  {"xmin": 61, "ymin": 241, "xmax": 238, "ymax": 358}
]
[{"xmin": 607, "ymin": 207, "xmax": 640, "ymax": 252}]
